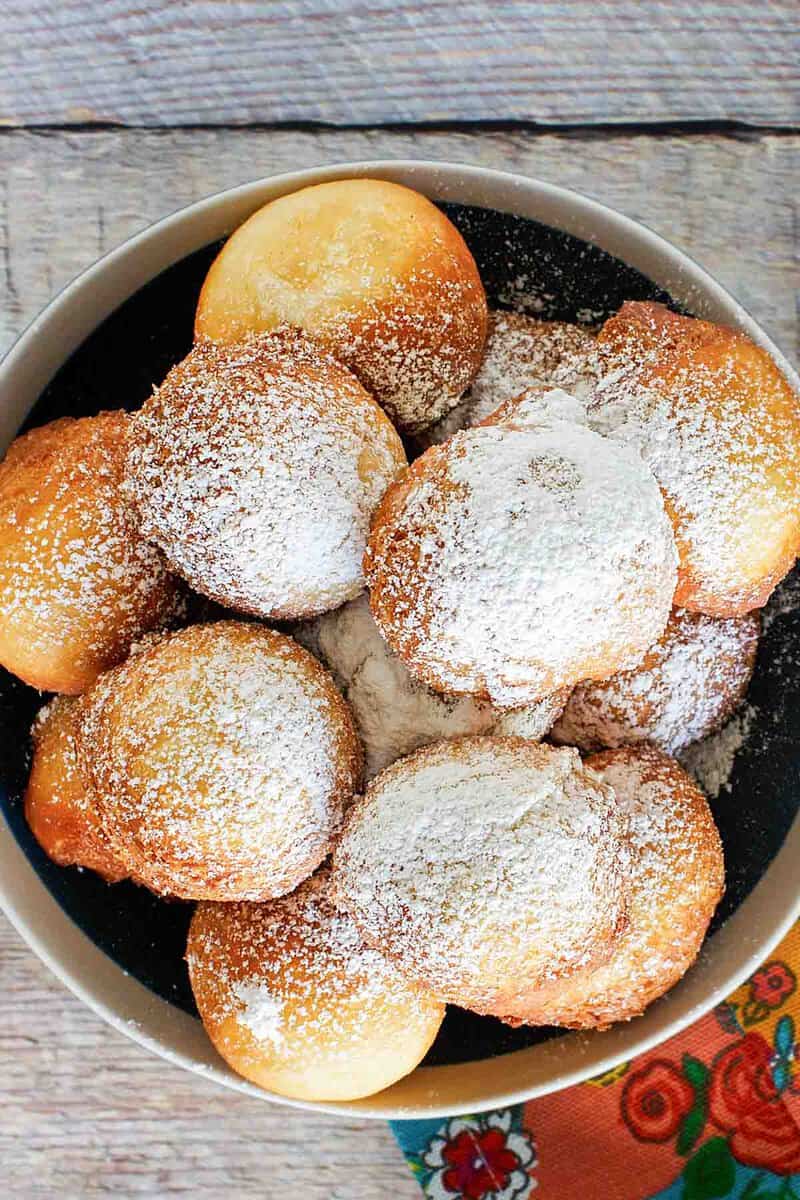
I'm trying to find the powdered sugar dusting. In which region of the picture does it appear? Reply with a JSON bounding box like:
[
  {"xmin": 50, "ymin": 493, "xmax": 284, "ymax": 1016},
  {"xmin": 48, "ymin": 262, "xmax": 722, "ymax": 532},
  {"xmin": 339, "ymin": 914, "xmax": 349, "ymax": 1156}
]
[
  {"xmin": 680, "ymin": 704, "xmax": 759, "ymax": 798},
  {"xmin": 484, "ymin": 385, "xmax": 590, "ymax": 430},
  {"xmin": 421, "ymin": 311, "xmax": 600, "ymax": 446},
  {"xmin": 126, "ymin": 331, "xmax": 406, "ymax": 621},
  {"xmin": 296, "ymin": 593, "xmax": 494, "ymax": 778},
  {"xmin": 331, "ymin": 738, "xmax": 629, "ymax": 1020},
  {"xmin": 368, "ymin": 420, "xmax": 677, "ymax": 705},
  {"xmin": 554, "ymin": 608, "xmax": 760, "ymax": 754},
  {"xmin": 78, "ymin": 621, "xmax": 360, "ymax": 900},
  {"xmin": 493, "ymin": 692, "xmax": 569, "ymax": 740},
  {"xmin": 231, "ymin": 982, "xmax": 286, "ymax": 1049}
]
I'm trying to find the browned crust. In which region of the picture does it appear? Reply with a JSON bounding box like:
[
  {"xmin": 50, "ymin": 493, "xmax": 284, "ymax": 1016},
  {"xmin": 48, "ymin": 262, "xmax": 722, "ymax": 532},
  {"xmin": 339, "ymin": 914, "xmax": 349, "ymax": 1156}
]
[{"xmin": 24, "ymin": 695, "xmax": 129, "ymax": 883}]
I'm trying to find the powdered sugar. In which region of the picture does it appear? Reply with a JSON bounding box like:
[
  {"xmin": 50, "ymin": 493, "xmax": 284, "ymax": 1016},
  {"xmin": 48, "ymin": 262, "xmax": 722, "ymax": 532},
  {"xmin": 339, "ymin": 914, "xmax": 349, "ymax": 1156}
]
[
  {"xmin": 680, "ymin": 703, "xmax": 759, "ymax": 798},
  {"xmin": 331, "ymin": 738, "xmax": 629, "ymax": 1021},
  {"xmin": 493, "ymin": 692, "xmax": 569, "ymax": 740},
  {"xmin": 368, "ymin": 420, "xmax": 677, "ymax": 705},
  {"xmin": 421, "ymin": 311, "xmax": 600, "ymax": 446},
  {"xmin": 126, "ymin": 331, "xmax": 406, "ymax": 621},
  {"xmin": 554, "ymin": 608, "xmax": 760, "ymax": 755},
  {"xmin": 295, "ymin": 593, "xmax": 495, "ymax": 778},
  {"xmin": 485, "ymin": 385, "xmax": 590, "ymax": 430},
  {"xmin": 231, "ymin": 982, "xmax": 286, "ymax": 1050}
]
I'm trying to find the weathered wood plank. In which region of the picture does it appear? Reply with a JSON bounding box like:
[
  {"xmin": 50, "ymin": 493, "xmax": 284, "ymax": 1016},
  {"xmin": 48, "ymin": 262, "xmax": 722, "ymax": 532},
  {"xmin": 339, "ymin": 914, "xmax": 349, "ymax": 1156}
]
[
  {"xmin": 2, "ymin": 129, "xmax": 797, "ymax": 359},
  {"xmin": 0, "ymin": 125, "xmax": 798, "ymax": 1196},
  {"xmin": 1, "ymin": 2, "xmax": 798, "ymax": 128},
  {"xmin": 0, "ymin": 916, "xmax": 417, "ymax": 1198}
]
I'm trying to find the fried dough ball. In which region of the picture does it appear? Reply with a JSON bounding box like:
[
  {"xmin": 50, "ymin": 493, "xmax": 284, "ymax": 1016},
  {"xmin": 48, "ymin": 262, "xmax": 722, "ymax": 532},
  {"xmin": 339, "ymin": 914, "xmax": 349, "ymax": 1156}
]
[
  {"xmin": 194, "ymin": 178, "xmax": 488, "ymax": 435},
  {"xmin": 366, "ymin": 421, "xmax": 677, "ymax": 706},
  {"xmin": 554, "ymin": 607, "xmax": 760, "ymax": 755},
  {"xmin": 125, "ymin": 331, "xmax": 406, "ymax": 620},
  {"xmin": 421, "ymin": 310, "xmax": 599, "ymax": 446},
  {"xmin": 187, "ymin": 869, "xmax": 445, "ymax": 1102},
  {"xmin": 518, "ymin": 745, "xmax": 724, "ymax": 1028},
  {"xmin": 331, "ymin": 738, "xmax": 629, "ymax": 1024},
  {"xmin": 76, "ymin": 621, "xmax": 362, "ymax": 901},
  {"xmin": 0, "ymin": 413, "xmax": 184, "ymax": 693},
  {"xmin": 24, "ymin": 695, "xmax": 127, "ymax": 883},
  {"xmin": 590, "ymin": 301, "xmax": 800, "ymax": 615}
]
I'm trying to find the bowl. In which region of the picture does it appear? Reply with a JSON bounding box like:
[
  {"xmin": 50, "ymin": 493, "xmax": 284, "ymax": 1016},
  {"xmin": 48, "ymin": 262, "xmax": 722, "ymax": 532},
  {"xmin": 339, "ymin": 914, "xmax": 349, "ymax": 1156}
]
[{"xmin": 1, "ymin": 160, "xmax": 799, "ymax": 1120}]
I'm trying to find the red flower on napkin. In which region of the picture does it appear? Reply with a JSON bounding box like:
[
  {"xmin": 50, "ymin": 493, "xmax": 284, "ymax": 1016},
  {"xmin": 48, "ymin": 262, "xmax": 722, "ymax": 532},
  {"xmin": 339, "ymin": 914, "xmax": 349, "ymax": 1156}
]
[
  {"xmin": 621, "ymin": 1060, "xmax": 695, "ymax": 1143},
  {"xmin": 708, "ymin": 1032, "xmax": 800, "ymax": 1174},
  {"xmin": 421, "ymin": 1110, "xmax": 536, "ymax": 1199},
  {"xmin": 749, "ymin": 961, "xmax": 796, "ymax": 1009}
]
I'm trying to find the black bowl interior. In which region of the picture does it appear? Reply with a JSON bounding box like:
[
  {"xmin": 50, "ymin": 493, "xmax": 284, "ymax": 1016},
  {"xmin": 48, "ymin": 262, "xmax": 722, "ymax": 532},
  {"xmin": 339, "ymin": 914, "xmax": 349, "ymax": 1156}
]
[{"xmin": 2, "ymin": 202, "xmax": 799, "ymax": 1067}]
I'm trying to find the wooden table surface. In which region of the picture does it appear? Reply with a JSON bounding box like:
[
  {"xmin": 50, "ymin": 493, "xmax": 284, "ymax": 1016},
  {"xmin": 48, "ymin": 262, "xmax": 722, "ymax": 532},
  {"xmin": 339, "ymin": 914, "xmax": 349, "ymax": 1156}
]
[{"xmin": 1, "ymin": 6, "xmax": 798, "ymax": 1197}]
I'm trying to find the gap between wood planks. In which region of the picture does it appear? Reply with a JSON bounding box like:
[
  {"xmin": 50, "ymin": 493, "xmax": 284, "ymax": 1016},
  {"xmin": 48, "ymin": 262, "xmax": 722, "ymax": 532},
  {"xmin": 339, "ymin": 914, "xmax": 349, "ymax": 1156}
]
[{"xmin": 0, "ymin": 119, "xmax": 799, "ymax": 139}]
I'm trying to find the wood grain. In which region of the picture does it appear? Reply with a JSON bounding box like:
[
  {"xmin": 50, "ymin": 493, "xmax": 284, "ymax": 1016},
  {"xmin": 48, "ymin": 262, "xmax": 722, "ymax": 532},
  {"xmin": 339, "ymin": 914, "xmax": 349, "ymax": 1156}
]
[
  {"xmin": 2, "ymin": 129, "xmax": 798, "ymax": 358},
  {"xmin": 0, "ymin": 917, "xmax": 417, "ymax": 1198},
  {"xmin": 0, "ymin": 126, "xmax": 798, "ymax": 1196},
  {"xmin": 1, "ymin": 2, "xmax": 798, "ymax": 128}
]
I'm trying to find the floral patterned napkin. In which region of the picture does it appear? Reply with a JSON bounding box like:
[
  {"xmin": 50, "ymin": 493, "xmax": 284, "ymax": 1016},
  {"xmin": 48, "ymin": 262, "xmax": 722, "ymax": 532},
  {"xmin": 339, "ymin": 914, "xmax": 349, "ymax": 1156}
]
[{"xmin": 391, "ymin": 921, "xmax": 800, "ymax": 1199}]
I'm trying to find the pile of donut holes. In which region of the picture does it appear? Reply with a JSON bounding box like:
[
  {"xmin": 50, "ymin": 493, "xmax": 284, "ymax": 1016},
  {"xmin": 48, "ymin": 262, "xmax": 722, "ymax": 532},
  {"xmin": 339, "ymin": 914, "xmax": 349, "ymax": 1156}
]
[{"xmin": 8, "ymin": 178, "xmax": 800, "ymax": 1102}]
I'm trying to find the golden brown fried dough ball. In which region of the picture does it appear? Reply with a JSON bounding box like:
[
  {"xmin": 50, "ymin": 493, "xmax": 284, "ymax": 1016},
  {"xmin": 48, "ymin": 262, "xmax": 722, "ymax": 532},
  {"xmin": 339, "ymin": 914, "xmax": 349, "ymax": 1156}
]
[
  {"xmin": 24, "ymin": 695, "xmax": 128, "ymax": 883},
  {"xmin": 331, "ymin": 738, "xmax": 629, "ymax": 1025},
  {"xmin": 553, "ymin": 607, "xmax": 760, "ymax": 754},
  {"xmin": 590, "ymin": 301, "xmax": 800, "ymax": 615},
  {"xmin": 77, "ymin": 621, "xmax": 362, "ymax": 901},
  {"xmin": 366, "ymin": 421, "xmax": 677, "ymax": 706},
  {"xmin": 0, "ymin": 413, "xmax": 184, "ymax": 693},
  {"xmin": 195, "ymin": 178, "xmax": 488, "ymax": 435},
  {"xmin": 126, "ymin": 331, "xmax": 406, "ymax": 620},
  {"xmin": 187, "ymin": 869, "xmax": 445, "ymax": 1102},
  {"xmin": 518, "ymin": 745, "xmax": 724, "ymax": 1028}
]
